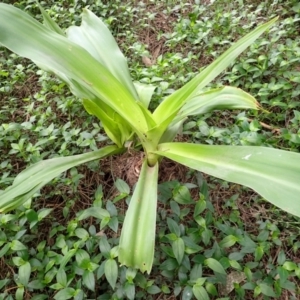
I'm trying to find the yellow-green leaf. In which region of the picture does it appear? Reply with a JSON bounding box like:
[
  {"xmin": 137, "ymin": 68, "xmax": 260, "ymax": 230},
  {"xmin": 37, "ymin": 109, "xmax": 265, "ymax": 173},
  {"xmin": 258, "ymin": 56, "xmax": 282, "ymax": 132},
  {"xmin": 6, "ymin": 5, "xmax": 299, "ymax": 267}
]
[{"xmin": 156, "ymin": 143, "xmax": 300, "ymax": 217}]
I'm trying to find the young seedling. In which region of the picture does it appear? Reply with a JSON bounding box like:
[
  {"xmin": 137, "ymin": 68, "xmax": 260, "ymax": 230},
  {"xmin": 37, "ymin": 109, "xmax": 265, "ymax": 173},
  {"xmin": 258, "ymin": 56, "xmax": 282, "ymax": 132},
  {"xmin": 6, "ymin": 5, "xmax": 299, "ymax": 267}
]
[{"xmin": 0, "ymin": 3, "xmax": 299, "ymax": 273}]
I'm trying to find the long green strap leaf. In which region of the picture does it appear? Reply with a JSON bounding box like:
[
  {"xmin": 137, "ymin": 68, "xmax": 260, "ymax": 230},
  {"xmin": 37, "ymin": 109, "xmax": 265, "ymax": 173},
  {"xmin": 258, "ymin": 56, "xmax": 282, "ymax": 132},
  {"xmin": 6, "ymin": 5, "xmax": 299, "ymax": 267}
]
[
  {"xmin": 162, "ymin": 86, "xmax": 259, "ymax": 143},
  {"xmin": 119, "ymin": 160, "xmax": 159, "ymax": 273},
  {"xmin": 67, "ymin": 9, "xmax": 139, "ymax": 100},
  {"xmin": 156, "ymin": 143, "xmax": 300, "ymax": 217},
  {"xmin": 37, "ymin": 6, "xmax": 134, "ymax": 145},
  {"xmin": 0, "ymin": 146, "xmax": 123, "ymax": 212},
  {"xmin": 0, "ymin": 4, "xmax": 148, "ymax": 134},
  {"xmin": 172, "ymin": 86, "xmax": 260, "ymax": 125},
  {"xmin": 153, "ymin": 17, "xmax": 277, "ymax": 124}
]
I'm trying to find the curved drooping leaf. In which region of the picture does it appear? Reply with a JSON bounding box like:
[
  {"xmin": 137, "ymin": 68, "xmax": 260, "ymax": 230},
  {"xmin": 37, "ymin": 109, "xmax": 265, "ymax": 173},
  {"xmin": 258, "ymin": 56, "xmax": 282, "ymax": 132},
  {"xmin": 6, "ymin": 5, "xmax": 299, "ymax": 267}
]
[
  {"xmin": 0, "ymin": 146, "xmax": 122, "ymax": 213},
  {"xmin": 0, "ymin": 4, "xmax": 149, "ymax": 134},
  {"xmin": 153, "ymin": 17, "xmax": 278, "ymax": 125},
  {"xmin": 119, "ymin": 160, "xmax": 159, "ymax": 273},
  {"xmin": 172, "ymin": 86, "xmax": 260, "ymax": 125},
  {"xmin": 67, "ymin": 9, "xmax": 138, "ymax": 100},
  {"xmin": 160, "ymin": 86, "xmax": 259, "ymax": 143},
  {"xmin": 36, "ymin": 6, "xmax": 133, "ymax": 146},
  {"xmin": 57, "ymin": 8, "xmax": 157, "ymax": 144},
  {"xmin": 155, "ymin": 143, "xmax": 300, "ymax": 217}
]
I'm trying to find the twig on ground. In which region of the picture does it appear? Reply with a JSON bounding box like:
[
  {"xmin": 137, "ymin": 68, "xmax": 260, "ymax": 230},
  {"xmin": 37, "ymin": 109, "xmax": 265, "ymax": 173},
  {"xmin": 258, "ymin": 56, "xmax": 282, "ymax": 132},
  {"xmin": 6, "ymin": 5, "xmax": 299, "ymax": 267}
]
[{"xmin": 248, "ymin": 118, "xmax": 281, "ymax": 134}]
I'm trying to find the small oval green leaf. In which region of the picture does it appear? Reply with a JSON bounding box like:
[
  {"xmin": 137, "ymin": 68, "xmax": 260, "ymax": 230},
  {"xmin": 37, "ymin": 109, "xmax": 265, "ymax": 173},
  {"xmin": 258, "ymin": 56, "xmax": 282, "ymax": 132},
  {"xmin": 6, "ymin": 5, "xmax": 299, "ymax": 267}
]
[
  {"xmin": 193, "ymin": 285, "xmax": 209, "ymax": 300},
  {"xmin": 54, "ymin": 288, "xmax": 75, "ymax": 300},
  {"xmin": 19, "ymin": 261, "xmax": 31, "ymax": 286},
  {"xmin": 205, "ymin": 258, "xmax": 226, "ymax": 275},
  {"xmin": 104, "ymin": 259, "xmax": 118, "ymax": 289},
  {"xmin": 219, "ymin": 235, "xmax": 238, "ymax": 248},
  {"xmin": 11, "ymin": 240, "xmax": 27, "ymax": 251},
  {"xmin": 172, "ymin": 238, "xmax": 185, "ymax": 264},
  {"xmin": 83, "ymin": 270, "xmax": 95, "ymax": 291}
]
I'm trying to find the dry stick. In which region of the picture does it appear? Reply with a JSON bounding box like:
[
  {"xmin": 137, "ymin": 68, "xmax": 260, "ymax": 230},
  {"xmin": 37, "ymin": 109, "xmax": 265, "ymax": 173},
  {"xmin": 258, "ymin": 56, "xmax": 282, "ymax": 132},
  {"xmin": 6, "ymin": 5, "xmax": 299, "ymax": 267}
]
[{"xmin": 247, "ymin": 118, "xmax": 281, "ymax": 134}]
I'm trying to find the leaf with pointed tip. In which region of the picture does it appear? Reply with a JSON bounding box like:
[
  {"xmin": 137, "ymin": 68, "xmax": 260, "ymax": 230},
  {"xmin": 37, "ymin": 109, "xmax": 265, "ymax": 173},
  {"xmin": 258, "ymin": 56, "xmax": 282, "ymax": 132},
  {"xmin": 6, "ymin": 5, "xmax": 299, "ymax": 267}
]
[
  {"xmin": 172, "ymin": 86, "xmax": 259, "ymax": 125},
  {"xmin": 105, "ymin": 259, "xmax": 118, "ymax": 289},
  {"xmin": 153, "ymin": 17, "xmax": 278, "ymax": 125},
  {"xmin": 205, "ymin": 258, "xmax": 226, "ymax": 275},
  {"xmin": 193, "ymin": 285, "xmax": 209, "ymax": 300},
  {"xmin": 0, "ymin": 146, "xmax": 122, "ymax": 213},
  {"xmin": 172, "ymin": 238, "xmax": 185, "ymax": 264},
  {"xmin": 155, "ymin": 143, "xmax": 300, "ymax": 217},
  {"xmin": 55, "ymin": 8, "xmax": 157, "ymax": 144},
  {"xmin": 0, "ymin": 4, "xmax": 148, "ymax": 134},
  {"xmin": 19, "ymin": 262, "xmax": 31, "ymax": 286},
  {"xmin": 66, "ymin": 9, "xmax": 138, "ymax": 100}
]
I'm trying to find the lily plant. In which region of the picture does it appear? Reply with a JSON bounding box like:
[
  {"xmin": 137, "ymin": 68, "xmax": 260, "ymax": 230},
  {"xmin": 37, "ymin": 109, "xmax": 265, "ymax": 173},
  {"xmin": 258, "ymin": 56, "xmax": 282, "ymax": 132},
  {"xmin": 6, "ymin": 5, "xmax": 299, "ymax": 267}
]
[{"xmin": 0, "ymin": 3, "xmax": 300, "ymax": 274}]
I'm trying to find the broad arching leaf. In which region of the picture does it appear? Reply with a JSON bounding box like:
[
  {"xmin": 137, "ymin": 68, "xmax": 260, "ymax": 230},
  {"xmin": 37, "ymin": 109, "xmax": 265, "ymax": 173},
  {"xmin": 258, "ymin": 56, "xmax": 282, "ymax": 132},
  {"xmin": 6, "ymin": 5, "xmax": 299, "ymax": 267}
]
[
  {"xmin": 0, "ymin": 146, "xmax": 122, "ymax": 213},
  {"xmin": 0, "ymin": 4, "xmax": 149, "ymax": 134},
  {"xmin": 67, "ymin": 9, "xmax": 138, "ymax": 100},
  {"xmin": 153, "ymin": 18, "xmax": 278, "ymax": 125},
  {"xmin": 156, "ymin": 143, "xmax": 300, "ymax": 217},
  {"xmin": 172, "ymin": 86, "xmax": 260, "ymax": 125}
]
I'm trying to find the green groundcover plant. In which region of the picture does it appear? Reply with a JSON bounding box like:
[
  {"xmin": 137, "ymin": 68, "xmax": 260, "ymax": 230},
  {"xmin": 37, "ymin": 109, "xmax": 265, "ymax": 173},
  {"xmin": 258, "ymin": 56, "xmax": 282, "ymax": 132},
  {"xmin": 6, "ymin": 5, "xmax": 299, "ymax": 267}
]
[{"xmin": 0, "ymin": 3, "xmax": 299, "ymax": 274}]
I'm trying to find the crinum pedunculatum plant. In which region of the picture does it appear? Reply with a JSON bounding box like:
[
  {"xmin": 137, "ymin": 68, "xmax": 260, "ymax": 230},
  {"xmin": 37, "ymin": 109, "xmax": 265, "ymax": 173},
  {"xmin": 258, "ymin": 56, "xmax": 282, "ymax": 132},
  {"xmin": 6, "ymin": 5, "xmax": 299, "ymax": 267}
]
[{"xmin": 0, "ymin": 3, "xmax": 300, "ymax": 273}]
